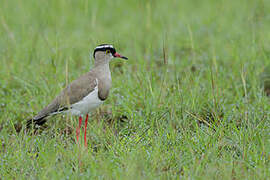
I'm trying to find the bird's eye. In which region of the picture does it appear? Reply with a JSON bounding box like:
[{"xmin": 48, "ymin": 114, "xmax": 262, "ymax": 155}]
[{"xmin": 106, "ymin": 50, "xmax": 110, "ymax": 54}]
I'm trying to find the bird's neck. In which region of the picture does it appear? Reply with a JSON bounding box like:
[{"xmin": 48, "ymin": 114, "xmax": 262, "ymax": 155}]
[
  {"xmin": 94, "ymin": 63, "xmax": 111, "ymax": 81},
  {"xmin": 94, "ymin": 63, "xmax": 112, "ymax": 100},
  {"xmin": 94, "ymin": 56, "xmax": 111, "ymax": 67}
]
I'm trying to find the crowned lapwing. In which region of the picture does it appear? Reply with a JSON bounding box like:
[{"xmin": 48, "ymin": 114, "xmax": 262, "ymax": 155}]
[{"xmin": 27, "ymin": 44, "xmax": 128, "ymax": 147}]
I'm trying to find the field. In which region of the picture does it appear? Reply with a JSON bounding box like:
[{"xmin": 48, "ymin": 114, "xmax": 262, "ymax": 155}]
[{"xmin": 1, "ymin": 0, "xmax": 270, "ymax": 179}]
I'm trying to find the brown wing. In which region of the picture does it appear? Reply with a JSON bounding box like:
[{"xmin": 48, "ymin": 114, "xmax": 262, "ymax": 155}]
[{"xmin": 33, "ymin": 71, "xmax": 97, "ymax": 120}]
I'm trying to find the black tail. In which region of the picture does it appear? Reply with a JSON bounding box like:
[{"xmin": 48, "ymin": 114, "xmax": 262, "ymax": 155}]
[{"xmin": 26, "ymin": 117, "xmax": 47, "ymax": 129}]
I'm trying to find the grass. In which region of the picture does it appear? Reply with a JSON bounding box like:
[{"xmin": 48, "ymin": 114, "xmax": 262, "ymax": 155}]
[{"xmin": 0, "ymin": 0, "xmax": 270, "ymax": 179}]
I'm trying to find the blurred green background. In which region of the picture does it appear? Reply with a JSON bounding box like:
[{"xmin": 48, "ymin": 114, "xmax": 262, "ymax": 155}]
[{"xmin": 0, "ymin": 0, "xmax": 270, "ymax": 179}]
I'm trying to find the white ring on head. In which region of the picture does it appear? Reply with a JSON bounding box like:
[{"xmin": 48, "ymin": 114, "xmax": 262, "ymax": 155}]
[{"xmin": 95, "ymin": 45, "xmax": 114, "ymax": 50}]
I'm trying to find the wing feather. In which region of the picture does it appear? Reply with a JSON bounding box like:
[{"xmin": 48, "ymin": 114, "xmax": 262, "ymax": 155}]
[{"xmin": 33, "ymin": 71, "xmax": 97, "ymax": 120}]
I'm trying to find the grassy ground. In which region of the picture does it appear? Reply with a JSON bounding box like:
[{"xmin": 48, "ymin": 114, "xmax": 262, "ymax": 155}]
[{"xmin": 1, "ymin": 0, "xmax": 270, "ymax": 179}]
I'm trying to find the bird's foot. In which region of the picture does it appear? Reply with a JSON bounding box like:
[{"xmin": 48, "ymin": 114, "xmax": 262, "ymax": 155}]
[
  {"xmin": 76, "ymin": 116, "xmax": 83, "ymax": 143},
  {"xmin": 84, "ymin": 114, "xmax": 89, "ymax": 147}
]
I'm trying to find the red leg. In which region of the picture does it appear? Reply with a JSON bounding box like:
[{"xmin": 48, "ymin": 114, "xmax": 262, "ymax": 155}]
[
  {"xmin": 84, "ymin": 114, "xmax": 89, "ymax": 147},
  {"xmin": 76, "ymin": 116, "xmax": 83, "ymax": 143}
]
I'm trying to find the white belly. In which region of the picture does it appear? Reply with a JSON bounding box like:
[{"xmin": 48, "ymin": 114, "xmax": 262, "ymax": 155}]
[{"xmin": 69, "ymin": 86, "xmax": 103, "ymax": 115}]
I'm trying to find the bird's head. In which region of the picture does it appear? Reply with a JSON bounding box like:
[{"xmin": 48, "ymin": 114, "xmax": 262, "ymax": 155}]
[{"xmin": 93, "ymin": 44, "xmax": 128, "ymax": 65}]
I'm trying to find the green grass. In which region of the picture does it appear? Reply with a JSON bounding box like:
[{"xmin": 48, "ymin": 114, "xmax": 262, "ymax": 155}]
[{"xmin": 1, "ymin": 0, "xmax": 270, "ymax": 179}]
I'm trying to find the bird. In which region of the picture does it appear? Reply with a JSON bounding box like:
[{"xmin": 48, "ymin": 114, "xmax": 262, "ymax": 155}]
[{"xmin": 27, "ymin": 44, "xmax": 128, "ymax": 147}]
